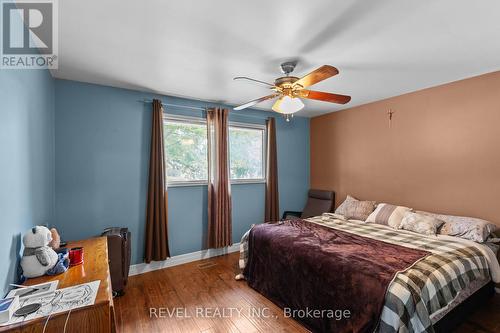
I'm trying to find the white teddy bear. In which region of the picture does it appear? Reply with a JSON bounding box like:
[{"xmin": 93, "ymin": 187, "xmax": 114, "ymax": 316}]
[{"xmin": 20, "ymin": 226, "xmax": 59, "ymax": 278}]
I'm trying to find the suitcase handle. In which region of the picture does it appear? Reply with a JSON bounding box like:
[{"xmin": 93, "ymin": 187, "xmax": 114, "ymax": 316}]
[{"xmin": 102, "ymin": 227, "xmax": 129, "ymax": 240}]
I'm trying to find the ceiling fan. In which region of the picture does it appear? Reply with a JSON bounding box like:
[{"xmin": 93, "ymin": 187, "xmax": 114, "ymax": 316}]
[{"xmin": 233, "ymin": 62, "xmax": 351, "ymax": 119}]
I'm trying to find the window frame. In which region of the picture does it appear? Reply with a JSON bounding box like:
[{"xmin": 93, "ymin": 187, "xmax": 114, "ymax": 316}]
[
  {"xmin": 163, "ymin": 113, "xmax": 267, "ymax": 187},
  {"xmin": 228, "ymin": 121, "xmax": 267, "ymax": 185},
  {"xmin": 163, "ymin": 113, "xmax": 209, "ymax": 187}
]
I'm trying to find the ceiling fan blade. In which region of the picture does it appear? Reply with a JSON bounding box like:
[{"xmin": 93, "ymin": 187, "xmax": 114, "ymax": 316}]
[
  {"xmin": 300, "ymin": 90, "xmax": 351, "ymax": 104},
  {"xmin": 293, "ymin": 65, "xmax": 339, "ymax": 88},
  {"xmin": 233, "ymin": 76, "xmax": 275, "ymax": 88},
  {"xmin": 234, "ymin": 94, "xmax": 279, "ymax": 110}
]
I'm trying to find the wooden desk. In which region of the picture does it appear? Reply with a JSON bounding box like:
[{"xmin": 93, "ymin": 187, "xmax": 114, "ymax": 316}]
[{"xmin": 0, "ymin": 237, "xmax": 115, "ymax": 333}]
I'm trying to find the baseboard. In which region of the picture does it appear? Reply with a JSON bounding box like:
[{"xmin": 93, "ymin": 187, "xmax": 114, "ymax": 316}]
[{"xmin": 129, "ymin": 243, "xmax": 240, "ymax": 276}]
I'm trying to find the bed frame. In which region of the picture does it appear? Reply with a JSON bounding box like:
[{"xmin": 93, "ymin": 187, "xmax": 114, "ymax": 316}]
[{"xmin": 433, "ymin": 281, "xmax": 494, "ymax": 332}]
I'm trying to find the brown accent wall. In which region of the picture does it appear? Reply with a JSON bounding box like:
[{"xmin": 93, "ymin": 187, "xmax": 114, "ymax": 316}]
[{"xmin": 310, "ymin": 71, "xmax": 500, "ymax": 225}]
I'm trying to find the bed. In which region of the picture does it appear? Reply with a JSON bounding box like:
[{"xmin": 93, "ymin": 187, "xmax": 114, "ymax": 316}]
[{"xmin": 238, "ymin": 214, "xmax": 500, "ymax": 333}]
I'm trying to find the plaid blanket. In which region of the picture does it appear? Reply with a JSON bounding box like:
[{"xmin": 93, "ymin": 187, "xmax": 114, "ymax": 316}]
[
  {"xmin": 239, "ymin": 214, "xmax": 494, "ymax": 333},
  {"xmin": 238, "ymin": 228, "xmax": 251, "ymax": 273}
]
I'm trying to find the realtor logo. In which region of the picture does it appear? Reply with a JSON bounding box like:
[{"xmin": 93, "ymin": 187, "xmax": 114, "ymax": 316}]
[{"xmin": 1, "ymin": 0, "xmax": 58, "ymax": 69}]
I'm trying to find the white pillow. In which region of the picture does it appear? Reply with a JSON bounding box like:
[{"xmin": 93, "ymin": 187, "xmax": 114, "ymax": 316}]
[
  {"xmin": 417, "ymin": 211, "xmax": 498, "ymax": 242},
  {"xmin": 366, "ymin": 203, "xmax": 412, "ymax": 229},
  {"xmin": 399, "ymin": 212, "xmax": 445, "ymax": 236}
]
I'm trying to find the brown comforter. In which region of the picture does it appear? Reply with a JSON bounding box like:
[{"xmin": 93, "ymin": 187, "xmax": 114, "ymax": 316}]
[{"xmin": 244, "ymin": 220, "xmax": 429, "ymax": 333}]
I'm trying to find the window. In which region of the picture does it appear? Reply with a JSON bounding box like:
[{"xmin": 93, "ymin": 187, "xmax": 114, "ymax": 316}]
[
  {"xmin": 229, "ymin": 123, "xmax": 266, "ymax": 183},
  {"xmin": 163, "ymin": 115, "xmax": 266, "ymax": 186},
  {"xmin": 164, "ymin": 115, "xmax": 208, "ymax": 185}
]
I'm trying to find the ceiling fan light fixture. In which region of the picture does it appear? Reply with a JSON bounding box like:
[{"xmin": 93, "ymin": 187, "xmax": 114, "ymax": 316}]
[
  {"xmin": 272, "ymin": 95, "xmax": 304, "ymax": 114},
  {"xmin": 234, "ymin": 63, "xmax": 350, "ymax": 115}
]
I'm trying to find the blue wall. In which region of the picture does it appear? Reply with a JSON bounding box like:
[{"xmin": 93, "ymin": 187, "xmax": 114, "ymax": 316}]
[
  {"xmin": 54, "ymin": 79, "xmax": 310, "ymax": 264},
  {"xmin": 0, "ymin": 70, "xmax": 55, "ymax": 295}
]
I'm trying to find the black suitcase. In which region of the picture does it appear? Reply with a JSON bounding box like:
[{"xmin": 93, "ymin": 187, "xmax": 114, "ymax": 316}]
[{"xmin": 101, "ymin": 227, "xmax": 131, "ymax": 296}]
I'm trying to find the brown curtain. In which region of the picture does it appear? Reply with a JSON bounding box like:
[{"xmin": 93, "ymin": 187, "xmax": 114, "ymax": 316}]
[
  {"xmin": 144, "ymin": 99, "xmax": 170, "ymax": 263},
  {"xmin": 265, "ymin": 117, "xmax": 279, "ymax": 222},
  {"xmin": 207, "ymin": 108, "xmax": 232, "ymax": 248}
]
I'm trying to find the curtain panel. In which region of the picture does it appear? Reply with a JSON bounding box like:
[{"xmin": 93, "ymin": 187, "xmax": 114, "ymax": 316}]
[
  {"xmin": 207, "ymin": 107, "xmax": 232, "ymax": 248},
  {"xmin": 265, "ymin": 117, "xmax": 279, "ymax": 222},
  {"xmin": 144, "ymin": 99, "xmax": 170, "ymax": 262}
]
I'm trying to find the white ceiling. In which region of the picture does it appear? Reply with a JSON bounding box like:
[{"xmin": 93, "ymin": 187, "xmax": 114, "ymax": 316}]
[{"xmin": 53, "ymin": 0, "xmax": 500, "ymax": 117}]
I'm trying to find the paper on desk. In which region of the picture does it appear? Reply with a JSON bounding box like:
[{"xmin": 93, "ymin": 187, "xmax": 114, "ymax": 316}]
[{"xmin": 1, "ymin": 280, "xmax": 100, "ymax": 326}]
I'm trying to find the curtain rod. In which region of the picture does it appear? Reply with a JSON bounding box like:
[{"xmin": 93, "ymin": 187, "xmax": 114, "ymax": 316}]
[
  {"xmin": 138, "ymin": 99, "xmax": 206, "ymax": 111},
  {"xmin": 138, "ymin": 98, "xmax": 272, "ymax": 121}
]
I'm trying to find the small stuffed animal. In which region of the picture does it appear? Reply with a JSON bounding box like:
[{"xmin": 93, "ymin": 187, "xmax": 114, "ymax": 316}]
[
  {"xmin": 48, "ymin": 228, "xmax": 61, "ymax": 250},
  {"xmin": 46, "ymin": 249, "xmax": 70, "ymax": 275},
  {"xmin": 20, "ymin": 226, "xmax": 59, "ymax": 278}
]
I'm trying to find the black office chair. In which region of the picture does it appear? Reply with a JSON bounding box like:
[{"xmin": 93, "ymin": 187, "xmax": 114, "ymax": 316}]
[{"xmin": 282, "ymin": 189, "xmax": 335, "ymax": 220}]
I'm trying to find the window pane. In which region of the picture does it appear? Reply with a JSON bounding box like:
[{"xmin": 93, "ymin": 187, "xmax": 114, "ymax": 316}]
[
  {"xmin": 229, "ymin": 126, "xmax": 264, "ymax": 180},
  {"xmin": 164, "ymin": 120, "xmax": 208, "ymax": 182}
]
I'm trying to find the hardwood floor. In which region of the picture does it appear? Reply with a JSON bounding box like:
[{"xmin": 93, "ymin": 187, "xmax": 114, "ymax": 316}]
[
  {"xmin": 114, "ymin": 252, "xmax": 500, "ymax": 333},
  {"xmin": 114, "ymin": 252, "xmax": 308, "ymax": 333}
]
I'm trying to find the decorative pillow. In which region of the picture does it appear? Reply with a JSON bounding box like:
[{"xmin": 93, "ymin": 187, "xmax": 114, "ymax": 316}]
[
  {"xmin": 344, "ymin": 200, "xmax": 377, "ymax": 221},
  {"xmin": 366, "ymin": 203, "xmax": 412, "ymax": 229},
  {"xmin": 416, "ymin": 211, "xmax": 498, "ymax": 243},
  {"xmin": 334, "ymin": 195, "xmax": 357, "ymax": 216},
  {"xmin": 335, "ymin": 195, "xmax": 376, "ymax": 217},
  {"xmin": 399, "ymin": 212, "xmax": 445, "ymax": 235}
]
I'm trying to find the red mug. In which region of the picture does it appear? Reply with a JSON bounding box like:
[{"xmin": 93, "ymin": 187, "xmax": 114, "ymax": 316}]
[{"xmin": 69, "ymin": 247, "xmax": 84, "ymax": 266}]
